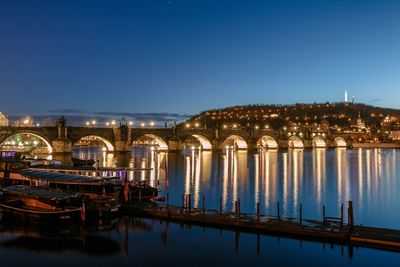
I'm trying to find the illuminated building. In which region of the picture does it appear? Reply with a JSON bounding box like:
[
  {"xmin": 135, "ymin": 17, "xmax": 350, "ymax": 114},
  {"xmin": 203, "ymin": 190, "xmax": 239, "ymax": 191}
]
[{"xmin": 0, "ymin": 112, "xmax": 9, "ymax": 126}]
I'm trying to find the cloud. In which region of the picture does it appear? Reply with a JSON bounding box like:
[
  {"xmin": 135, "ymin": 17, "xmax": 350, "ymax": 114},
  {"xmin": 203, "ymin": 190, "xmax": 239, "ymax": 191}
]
[
  {"xmin": 11, "ymin": 109, "xmax": 194, "ymax": 126},
  {"xmin": 46, "ymin": 108, "xmax": 86, "ymax": 114}
]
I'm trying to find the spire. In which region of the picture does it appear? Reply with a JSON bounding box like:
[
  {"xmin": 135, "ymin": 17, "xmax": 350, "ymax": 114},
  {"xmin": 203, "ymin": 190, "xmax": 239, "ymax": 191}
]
[{"xmin": 344, "ymin": 90, "xmax": 348, "ymax": 102}]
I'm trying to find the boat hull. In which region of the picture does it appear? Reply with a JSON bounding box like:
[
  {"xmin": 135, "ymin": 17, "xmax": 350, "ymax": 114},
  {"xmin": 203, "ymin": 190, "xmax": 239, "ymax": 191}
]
[{"xmin": 0, "ymin": 202, "xmax": 83, "ymax": 224}]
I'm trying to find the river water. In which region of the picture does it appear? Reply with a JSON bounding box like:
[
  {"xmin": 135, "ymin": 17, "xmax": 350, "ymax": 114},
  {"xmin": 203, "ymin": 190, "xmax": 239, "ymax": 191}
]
[
  {"xmin": 1, "ymin": 147, "xmax": 400, "ymax": 266},
  {"xmin": 74, "ymin": 146, "xmax": 400, "ymax": 229}
]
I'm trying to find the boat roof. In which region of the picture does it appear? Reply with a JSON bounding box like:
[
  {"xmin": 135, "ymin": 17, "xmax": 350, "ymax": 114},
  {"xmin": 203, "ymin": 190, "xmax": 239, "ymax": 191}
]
[
  {"xmin": 1, "ymin": 185, "xmax": 80, "ymax": 200},
  {"xmin": 19, "ymin": 169, "xmax": 120, "ymax": 185},
  {"xmin": 30, "ymin": 165, "xmax": 152, "ymax": 172}
]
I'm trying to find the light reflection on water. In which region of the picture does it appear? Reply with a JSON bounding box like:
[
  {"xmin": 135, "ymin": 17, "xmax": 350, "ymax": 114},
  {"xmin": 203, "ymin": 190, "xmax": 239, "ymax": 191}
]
[
  {"xmin": 1, "ymin": 217, "xmax": 400, "ymax": 267},
  {"xmin": 71, "ymin": 147, "xmax": 400, "ymax": 229}
]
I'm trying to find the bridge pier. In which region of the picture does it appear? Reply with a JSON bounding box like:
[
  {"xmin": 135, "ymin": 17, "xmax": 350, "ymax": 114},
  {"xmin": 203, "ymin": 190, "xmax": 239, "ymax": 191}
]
[
  {"xmin": 52, "ymin": 139, "xmax": 72, "ymax": 154},
  {"xmin": 168, "ymin": 140, "xmax": 182, "ymax": 152}
]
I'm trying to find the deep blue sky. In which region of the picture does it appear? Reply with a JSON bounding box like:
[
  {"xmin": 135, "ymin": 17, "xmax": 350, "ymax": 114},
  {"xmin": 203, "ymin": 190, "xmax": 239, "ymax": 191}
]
[{"xmin": 1, "ymin": 0, "xmax": 400, "ymax": 122}]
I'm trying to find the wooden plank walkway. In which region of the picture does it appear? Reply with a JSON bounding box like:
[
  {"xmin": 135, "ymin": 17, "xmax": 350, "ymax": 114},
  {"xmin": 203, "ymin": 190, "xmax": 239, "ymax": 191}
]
[{"xmin": 122, "ymin": 203, "xmax": 400, "ymax": 252}]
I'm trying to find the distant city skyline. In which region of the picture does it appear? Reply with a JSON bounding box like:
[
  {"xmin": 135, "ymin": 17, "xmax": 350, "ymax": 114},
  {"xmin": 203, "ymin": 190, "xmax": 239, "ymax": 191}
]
[{"xmin": 1, "ymin": 0, "xmax": 400, "ymax": 118}]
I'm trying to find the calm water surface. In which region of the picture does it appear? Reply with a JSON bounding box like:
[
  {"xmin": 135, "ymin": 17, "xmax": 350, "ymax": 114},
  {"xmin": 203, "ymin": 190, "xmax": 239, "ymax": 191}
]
[
  {"xmin": 1, "ymin": 147, "xmax": 400, "ymax": 266},
  {"xmin": 74, "ymin": 147, "xmax": 400, "ymax": 229}
]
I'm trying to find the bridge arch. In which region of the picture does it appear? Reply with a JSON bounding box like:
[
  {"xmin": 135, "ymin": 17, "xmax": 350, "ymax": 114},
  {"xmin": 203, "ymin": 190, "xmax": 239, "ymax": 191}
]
[
  {"xmin": 312, "ymin": 136, "xmax": 327, "ymax": 148},
  {"xmin": 184, "ymin": 135, "xmax": 212, "ymax": 150},
  {"xmin": 223, "ymin": 135, "xmax": 248, "ymax": 150},
  {"xmin": 257, "ymin": 135, "xmax": 278, "ymax": 149},
  {"xmin": 0, "ymin": 132, "xmax": 53, "ymax": 154},
  {"xmin": 334, "ymin": 137, "xmax": 347, "ymax": 148},
  {"xmin": 132, "ymin": 134, "xmax": 168, "ymax": 151},
  {"xmin": 73, "ymin": 135, "xmax": 114, "ymax": 151},
  {"xmin": 288, "ymin": 135, "xmax": 304, "ymax": 149}
]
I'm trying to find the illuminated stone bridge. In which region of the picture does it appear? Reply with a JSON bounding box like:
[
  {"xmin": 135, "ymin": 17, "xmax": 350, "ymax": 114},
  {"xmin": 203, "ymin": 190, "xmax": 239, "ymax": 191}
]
[{"xmin": 0, "ymin": 121, "xmax": 366, "ymax": 154}]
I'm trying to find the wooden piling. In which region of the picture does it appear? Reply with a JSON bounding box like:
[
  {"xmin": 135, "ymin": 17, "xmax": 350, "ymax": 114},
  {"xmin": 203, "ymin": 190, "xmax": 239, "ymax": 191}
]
[
  {"xmin": 202, "ymin": 195, "xmax": 205, "ymax": 214},
  {"xmin": 238, "ymin": 199, "xmax": 241, "ymax": 218},
  {"xmin": 277, "ymin": 202, "xmax": 280, "ymax": 220},
  {"xmin": 300, "ymin": 204, "xmax": 303, "ymax": 224},
  {"xmin": 219, "ymin": 197, "xmax": 222, "ymax": 215},
  {"xmin": 188, "ymin": 194, "xmax": 192, "ymax": 213},
  {"xmin": 235, "ymin": 201, "xmax": 238, "ymax": 219},
  {"xmin": 166, "ymin": 192, "xmax": 169, "ymax": 208},
  {"xmin": 348, "ymin": 201, "xmax": 354, "ymax": 231},
  {"xmin": 256, "ymin": 202, "xmax": 260, "ymax": 223},
  {"xmin": 340, "ymin": 203, "xmax": 344, "ymax": 227}
]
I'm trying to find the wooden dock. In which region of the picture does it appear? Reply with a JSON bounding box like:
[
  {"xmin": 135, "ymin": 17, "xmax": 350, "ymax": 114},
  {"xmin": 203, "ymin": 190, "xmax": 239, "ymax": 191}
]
[{"xmin": 122, "ymin": 201, "xmax": 400, "ymax": 252}]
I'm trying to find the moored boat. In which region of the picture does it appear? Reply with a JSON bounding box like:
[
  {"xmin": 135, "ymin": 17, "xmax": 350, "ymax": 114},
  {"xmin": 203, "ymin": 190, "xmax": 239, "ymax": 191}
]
[
  {"xmin": 71, "ymin": 157, "xmax": 96, "ymax": 167},
  {"xmin": 0, "ymin": 185, "xmax": 83, "ymax": 223},
  {"xmin": 18, "ymin": 169, "xmax": 121, "ymax": 221}
]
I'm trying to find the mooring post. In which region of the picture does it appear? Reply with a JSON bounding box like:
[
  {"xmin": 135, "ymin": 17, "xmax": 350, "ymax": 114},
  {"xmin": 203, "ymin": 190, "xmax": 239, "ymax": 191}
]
[
  {"xmin": 166, "ymin": 192, "xmax": 169, "ymax": 208},
  {"xmin": 256, "ymin": 202, "xmax": 260, "ymax": 223},
  {"xmin": 202, "ymin": 195, "xmax": 205, "ymax": 214},
  {"xmin": 277, "ymin": 202, "xmax": 280, "ymax": 221},
  {"xmin": 238, "ymin": 199, "xmax": 241, "ymax": 218},
  {"xmin": 340, "ymin": 203, "xmax": 344, "ymax": 227},
  {"xmin": 234, "ymin": 200, "xmax": 237, "ymax": 218},
  {"xmin": 185, "ymin": 194, "xmax": 189, "ymax": 213},
  {"xmin": 300, "ymin": 204, "xmax": 303, "ymax": 224},
  {"xmin": 219, "ymin": 197, "xmax": 222, "ymax": 215},
  {"xmin": 323, "ymin": 205, "xmax": 326, "ymax": 223},
  {"xmin": 189, "ymin": 194, "xmax": 192, "ymax": 213},
  {"xmin": 348, "ymin": 201, "xmax": 354, "ymax": 231},
  {"xmin": 181, "ymin": 193, "xmax": 184, "ymax": 213}
]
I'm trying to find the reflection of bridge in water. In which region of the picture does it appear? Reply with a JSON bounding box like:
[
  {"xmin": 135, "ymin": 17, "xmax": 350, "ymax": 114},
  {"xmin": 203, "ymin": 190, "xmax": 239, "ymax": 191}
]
[{"xmin": 0, "ymin": 120, "xmax": 367, "ymax": 155}]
